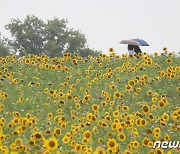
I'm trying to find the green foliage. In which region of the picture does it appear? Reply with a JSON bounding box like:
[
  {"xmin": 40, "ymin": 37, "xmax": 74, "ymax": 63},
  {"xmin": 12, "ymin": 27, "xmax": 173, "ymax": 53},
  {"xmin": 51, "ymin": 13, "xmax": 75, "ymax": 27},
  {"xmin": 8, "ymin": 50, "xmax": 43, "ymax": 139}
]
[
  {"xmin": 78, "ymin": 47, "xmax": 101, "ymax": 57},
  {"xmin": 5, "ymin": 15, "xmax": 100, "ymax": 57},
  {"xmin": 44, "ymin": 18, "xmax": 68, "ymax": 57},
  {"xmin": 0, "ymin": 34, "xmax": 10, "ymax": 57},
  {"xmin": 5, "ymin": 15, "xmax": 46, "ymax": 56}
]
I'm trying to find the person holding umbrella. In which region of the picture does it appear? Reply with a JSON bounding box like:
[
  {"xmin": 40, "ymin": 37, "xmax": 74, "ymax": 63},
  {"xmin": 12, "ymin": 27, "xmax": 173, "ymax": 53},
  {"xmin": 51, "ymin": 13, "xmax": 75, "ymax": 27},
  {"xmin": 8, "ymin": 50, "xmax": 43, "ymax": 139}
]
[{"xmin": 120, "ymin": 38, "xmax": 149, "ymax": 56}]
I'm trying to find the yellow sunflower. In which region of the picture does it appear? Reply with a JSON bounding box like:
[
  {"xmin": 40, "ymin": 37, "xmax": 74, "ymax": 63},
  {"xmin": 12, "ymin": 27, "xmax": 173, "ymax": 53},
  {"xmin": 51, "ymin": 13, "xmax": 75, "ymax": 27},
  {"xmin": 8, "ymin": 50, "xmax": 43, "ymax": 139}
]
[
  {"xmin": 142, "ymin": 105, "xmax": 150, "ymax": 114},
  {"xmin": 44, "ymin": 138, "xmax": 58, "ymax": 151},
  {"xmin": 118, "ymin": 132, "xmax": 126, "ymax": 141},
  {"xmin": 83, "ymin": 130, "xmax": 92, "ymax": 141},
  {"xmin": 107, "ymin": 138, "xmax": 118, "ymax": 152},
  {"xmin": 74, "ymin": 144, "xmax": 82, "ymax": 152}
]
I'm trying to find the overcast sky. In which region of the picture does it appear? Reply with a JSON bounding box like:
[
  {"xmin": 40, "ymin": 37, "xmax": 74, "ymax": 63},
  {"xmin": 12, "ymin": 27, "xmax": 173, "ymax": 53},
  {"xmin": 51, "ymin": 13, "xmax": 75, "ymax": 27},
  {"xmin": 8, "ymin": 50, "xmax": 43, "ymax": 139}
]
[{"xmin": 0, "ymin": 0, "xmax": 180, "ymax": 54}]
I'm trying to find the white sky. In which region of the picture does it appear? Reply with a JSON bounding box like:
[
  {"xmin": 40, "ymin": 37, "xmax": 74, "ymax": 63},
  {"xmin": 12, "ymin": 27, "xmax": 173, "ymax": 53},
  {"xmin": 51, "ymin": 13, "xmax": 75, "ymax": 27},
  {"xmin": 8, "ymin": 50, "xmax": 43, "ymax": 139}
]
[{"xmin": 0, "ymin": 0, "xmax": 180, "ymax": 54}]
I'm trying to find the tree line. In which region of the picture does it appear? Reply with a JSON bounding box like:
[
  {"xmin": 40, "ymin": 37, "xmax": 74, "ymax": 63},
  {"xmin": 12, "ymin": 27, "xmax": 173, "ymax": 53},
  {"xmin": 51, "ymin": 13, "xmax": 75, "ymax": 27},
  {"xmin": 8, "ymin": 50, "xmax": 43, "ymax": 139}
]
[{"xmin": 0, "ymin": 15, "xmax": 101, "ymax": 57}]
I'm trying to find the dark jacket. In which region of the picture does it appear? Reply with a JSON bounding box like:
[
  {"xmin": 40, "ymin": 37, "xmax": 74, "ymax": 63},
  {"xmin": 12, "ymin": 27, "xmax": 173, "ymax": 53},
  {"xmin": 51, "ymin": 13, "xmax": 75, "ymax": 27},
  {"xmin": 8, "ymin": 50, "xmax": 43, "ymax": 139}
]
[{"xmin": 133, "ymin": 45, "xmax": 142, "ymax": 54}]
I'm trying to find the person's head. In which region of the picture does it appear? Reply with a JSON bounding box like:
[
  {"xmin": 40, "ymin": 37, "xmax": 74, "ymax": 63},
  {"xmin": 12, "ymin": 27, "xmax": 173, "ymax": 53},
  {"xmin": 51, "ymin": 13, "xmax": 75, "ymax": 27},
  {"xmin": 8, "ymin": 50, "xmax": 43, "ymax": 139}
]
[{"xmin": 128, "ymin": 45, "xmax": 134, "ymax": 50}]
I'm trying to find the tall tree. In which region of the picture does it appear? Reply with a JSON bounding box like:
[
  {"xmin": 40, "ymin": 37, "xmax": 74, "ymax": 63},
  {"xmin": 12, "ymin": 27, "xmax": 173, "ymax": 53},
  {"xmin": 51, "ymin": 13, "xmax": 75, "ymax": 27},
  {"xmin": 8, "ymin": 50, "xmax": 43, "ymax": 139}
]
[
  {"xmin": 5, "ymin": 15, "xmax": 46, "ymax": 56},
  {"xmin": 5, "ymin": 15, "xmax": 100, "ymax": 57}
]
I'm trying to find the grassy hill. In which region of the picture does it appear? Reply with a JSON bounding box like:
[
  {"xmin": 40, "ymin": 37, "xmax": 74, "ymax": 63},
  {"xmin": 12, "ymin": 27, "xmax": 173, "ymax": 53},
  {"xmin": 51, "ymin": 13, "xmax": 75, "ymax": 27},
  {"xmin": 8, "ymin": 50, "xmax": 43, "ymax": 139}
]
[{"xmin": 0, "ymin": 49, "xmax": 179, "ymax": 154}]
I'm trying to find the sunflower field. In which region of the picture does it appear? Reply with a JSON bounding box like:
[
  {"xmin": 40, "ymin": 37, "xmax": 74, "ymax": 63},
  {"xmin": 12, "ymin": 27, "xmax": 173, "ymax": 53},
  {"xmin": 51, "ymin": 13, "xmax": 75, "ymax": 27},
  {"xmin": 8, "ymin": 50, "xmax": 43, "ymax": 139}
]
[{"xmin": 0, "ymin": 48, "xmax": 179, "ymax": 154}]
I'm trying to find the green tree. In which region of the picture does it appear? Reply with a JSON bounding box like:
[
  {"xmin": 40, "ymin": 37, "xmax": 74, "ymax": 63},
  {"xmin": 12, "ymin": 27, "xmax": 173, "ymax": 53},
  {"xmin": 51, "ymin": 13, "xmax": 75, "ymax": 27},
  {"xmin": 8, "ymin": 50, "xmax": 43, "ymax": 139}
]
[
  {"xmin": 0, "ymin": 34, "xmax": 10, "ymax": 57},
  {"xmin": 5, "ymin": 15, "xmax": 100, "ymax": 57},
  {"xmin": 5, "ymin": 15, "xmax": 46, "ymax": 56}
]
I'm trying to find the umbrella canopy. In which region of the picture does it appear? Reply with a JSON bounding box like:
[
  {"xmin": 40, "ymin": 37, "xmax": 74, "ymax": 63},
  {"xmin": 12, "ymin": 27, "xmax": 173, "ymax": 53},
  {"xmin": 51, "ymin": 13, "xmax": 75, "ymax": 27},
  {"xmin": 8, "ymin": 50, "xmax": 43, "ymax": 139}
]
[
  {"xmin": 119, "ymin": 39, "xmax": 141, "ymax": 46},
  {"xmin": 132, "ymin": 38, "xmax": 149, "ymax": 46}
]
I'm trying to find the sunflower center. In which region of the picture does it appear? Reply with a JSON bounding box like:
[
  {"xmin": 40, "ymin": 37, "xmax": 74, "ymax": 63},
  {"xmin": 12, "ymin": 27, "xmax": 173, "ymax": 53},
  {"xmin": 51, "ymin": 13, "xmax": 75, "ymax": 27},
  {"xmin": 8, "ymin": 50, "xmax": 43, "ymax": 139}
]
[
  {"xmin": 144, "ymin": 139, "xmax": 149, "ymax": 145},
  {"xmin": 56, "ymin": 129, "xmax": 60, "ymax": 134},
  {"xmin": 143, "ymin": 106, "xmax": 149, "ymax": 112},
  {"xmin": 120, "ymin": 134, "xmax": 124, "ymax": 139},
  {"xmin": 49, "ymin": 141, "xmax": 55, "ymax": 147},
  {"xmin": 116, "ymin": 93, "xmax": 120, "ymax": 97},
  {"xmin": 35, "ymin": 133, "xmax": 42, "ymax": 139},
  {"xmin": 76, "ymin": 145, "xmax": 80, "ymax": 150},
  {"xmin": 141, "ymin": 120, "xmax": 145, "ymax": 125},
  {"xmin": 109, "ymin": 141, "xmax": 115, "ymax": 147},
  {"xmin": 85, "ymin": 133, "xmax": 90, "ymax": 138},
  {"xmin": 93, "ymin": 106, "xmax": 98, "ymax": 110}
]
